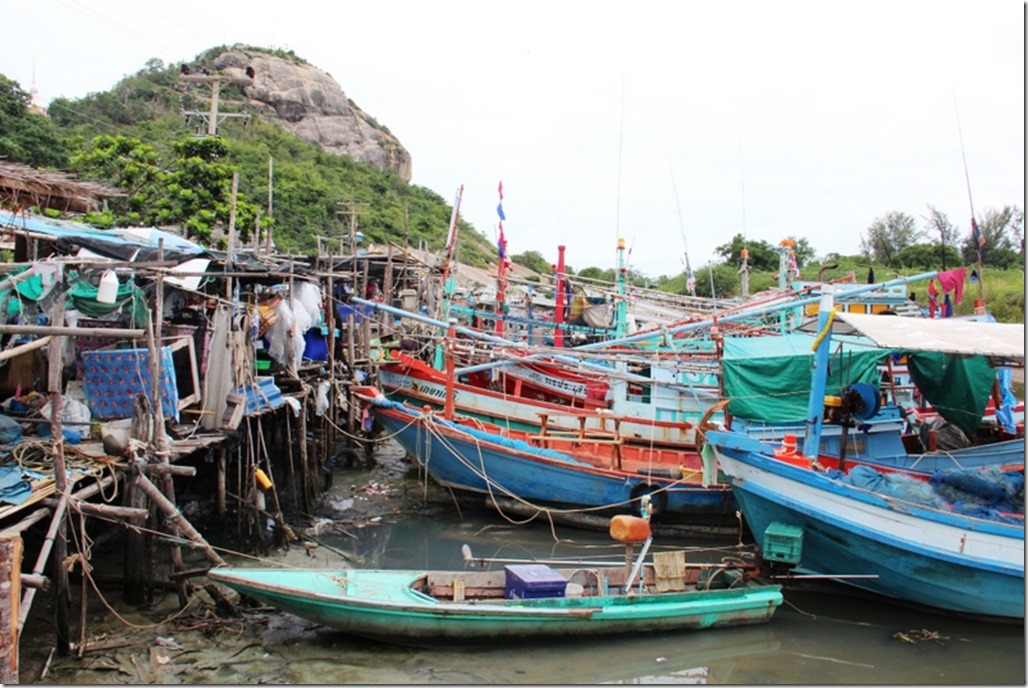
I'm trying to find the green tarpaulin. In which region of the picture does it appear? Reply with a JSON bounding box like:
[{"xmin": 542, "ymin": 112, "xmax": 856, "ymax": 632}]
[
  {"xmin": 907, "ymin": 352, "xmax": 996, "ymax": 437},
  {"xmin": 721, "ymin": 334, "xmax": 890, "ymax": 423},
  {"xmin": 0, "ymin": 269, "xmax": 148, "ymax": 326}
]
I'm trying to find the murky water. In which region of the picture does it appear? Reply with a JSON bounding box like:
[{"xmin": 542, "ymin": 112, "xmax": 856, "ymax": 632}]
[
  {"xmin": 273, "ymin": 511, "xmax": 1024, "ymax": 685},
  {"xmin": 19, "ymin": 442, "xmax": 1026, "ymax": 685}
]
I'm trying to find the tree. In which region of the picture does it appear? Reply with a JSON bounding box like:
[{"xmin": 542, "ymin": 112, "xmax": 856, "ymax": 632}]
[
  {"xmin": 577, "ymin": 266, "xmax": 615, "ymax": 282},
  {"xmin": 71, "ymin": 134, "xmax": 263, "ymax": 243},
  {"xmin": 0, "ymin": 75, "xmax": 69, "ymax": 169},
  {"xmin": 713, "ymin": 234, "xmax": 778, "ymax": 272},
  {"xmin": 70, "ymin": 135, "xmax": 163, "ymax": 225},
  {"xmin": 859, "ymin": 211, "xmax": 923, "ymax": 265},
  {"xmin": 510, "ymin": 250, "xmax": 552, "ymax": 274},
  {"xmin": 961, "ymin": 205, "xmax": 1024, "ymax": 267},
  {"xmin": 894, "ymin": 243, "xmax": 962, "ymax": 270},
  {"xmin": 693, "ymin": 263, "xmax": 739, "ymax": 298},
  {"xmin": 922, "ymin": 206, "xmax": 961, "ymax": 270}
]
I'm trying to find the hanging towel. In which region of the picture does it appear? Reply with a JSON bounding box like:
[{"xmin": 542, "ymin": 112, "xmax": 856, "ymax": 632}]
[
  {"xmin": 937, "ymin": 268, "xmax": 966, "ymax": 304},
  {"xmin": 927, "ymin": 279, "xmax": 939, "ymax": 318}
]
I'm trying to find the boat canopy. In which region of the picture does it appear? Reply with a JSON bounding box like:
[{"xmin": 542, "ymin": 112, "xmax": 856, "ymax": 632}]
[
  {"xmin": 800, "ymin": 312, "xmax": 1025, "ymax": 368},
  {"xmin": 721, "ymin": 333, "xmax": 888, "ymax": 423},
  {"xmin": 795, "ymin": 312, "xmax": 1024, "ymax": 435}
]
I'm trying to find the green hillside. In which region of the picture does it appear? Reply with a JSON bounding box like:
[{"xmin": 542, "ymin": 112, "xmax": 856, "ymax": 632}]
[{"xmin": 27, "ymin": 49, "xmax": 498, "ymax": 267}]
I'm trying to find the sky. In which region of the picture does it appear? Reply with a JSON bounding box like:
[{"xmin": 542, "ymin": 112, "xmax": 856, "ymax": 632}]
[{"xmin": 2, "ymin": 0, "xmax": 1024, "ymax": 278}]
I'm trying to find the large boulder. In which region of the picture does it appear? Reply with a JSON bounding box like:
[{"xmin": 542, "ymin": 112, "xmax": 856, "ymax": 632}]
[{"xmin": 212, "ymin": 48, "xmax": 412, "ymax": 181}]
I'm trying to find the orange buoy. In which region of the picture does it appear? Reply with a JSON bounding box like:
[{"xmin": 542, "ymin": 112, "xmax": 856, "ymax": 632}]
[
  {"xmin": 609, "ymin": 515, "xmax": 651, "ymax": 543},
  {"xmin": 775, "ymin": 434, "xmax": 798, "ymax": 456},
  {"xmin": 255, "ymin": 468, "xmax": 274, "ymax": 491}
]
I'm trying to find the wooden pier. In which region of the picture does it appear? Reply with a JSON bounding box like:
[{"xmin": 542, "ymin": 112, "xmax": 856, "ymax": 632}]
[{"xmin": 0, "ymin": 174, "xmax": 441, "ymax": 682}]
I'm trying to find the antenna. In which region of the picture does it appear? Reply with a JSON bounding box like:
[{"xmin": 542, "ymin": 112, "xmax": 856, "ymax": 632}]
[
  {"xmin": 615, "ymin": 75, "xmax": 626, "ymax": 241},
  {"xmin": 670, "ymin": 162, "xmax": 695, "ymax": 295},
  {"xmin": 738, "ymin": 140, "xmax": 750, "ymax": 297}
]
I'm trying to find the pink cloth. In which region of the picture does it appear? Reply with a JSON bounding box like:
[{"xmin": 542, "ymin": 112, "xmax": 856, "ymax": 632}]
[{"xmin": 936, "ymin": 268, "xmax": 966, "ymax": 304}]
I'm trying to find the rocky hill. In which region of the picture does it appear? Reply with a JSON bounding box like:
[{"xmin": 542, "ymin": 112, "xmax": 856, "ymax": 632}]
[{"xmin": 202, "ymin": 46, "xmax": 412, "ymax": 181}]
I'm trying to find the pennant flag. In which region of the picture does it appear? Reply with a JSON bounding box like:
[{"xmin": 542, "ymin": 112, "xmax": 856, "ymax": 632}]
[
  {"xmin": 971, "ymin": 217, "xmax": 985, "ymax": 248},
  {"xmin": 496, "ymin": 180, "xmax": 508, "ymax": 266},
  {"xmin": 971, "ymin": 216, "xmax": 985, "ymax": 264}
]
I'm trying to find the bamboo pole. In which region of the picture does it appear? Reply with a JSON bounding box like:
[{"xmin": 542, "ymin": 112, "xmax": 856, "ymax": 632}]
[
  {"xmin": 18, "ymin": 495, "xmax": 68, "ymax": 629},
  {"xmin": 0, "ymin": 325, "xmax": 144, "ymax": 338},
  {"xmin": 46, "ymin": 282, "xmax": 71, "ymax": 656},
  {"xmin": 0, "ymin": 508, "xmax": 52, "ymax": 538},
  {"xmin": 133, "ymin": 471, "xmax": 225, "ymax": 567},
  {"xmin": 42, "ymin": 499, "xmax": 148, "ymax": 522},
  {"xmin": 0, "ymin": 335, "xmax": 51, "ymax": 363}
]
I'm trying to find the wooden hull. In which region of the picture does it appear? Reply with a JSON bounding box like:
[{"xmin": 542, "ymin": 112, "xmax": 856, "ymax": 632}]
[
  {"xmin": 208, "ymin": 567, "xmax": 783, "ymax": 644},
  {"xmin": 706, "ymin": 431, "xmax": 1025, "ymax": 621},
  {"xmin": 354, "ymin": 387, "xmax": 735, "ymax": 520}
]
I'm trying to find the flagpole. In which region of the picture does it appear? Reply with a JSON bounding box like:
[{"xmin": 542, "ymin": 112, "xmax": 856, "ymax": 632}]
[
  {"xmin": 495, "ymin": 180, "xmax": 507, "ymax": 337},
  {"xmin": 953, "ymin": 89, "xmax": 986, "ymax": 310}
]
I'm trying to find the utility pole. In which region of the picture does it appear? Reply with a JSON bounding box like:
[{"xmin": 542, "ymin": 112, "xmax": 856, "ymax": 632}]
[
  {"xmin": 336, "ymin": 201, "xmax": 370, "ymax": 256},
  {"xmin": 180, "ymin": 71, "xmax": 253, "ymax": 138}
]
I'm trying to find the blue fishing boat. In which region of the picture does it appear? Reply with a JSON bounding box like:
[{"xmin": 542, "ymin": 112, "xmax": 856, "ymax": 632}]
[
  {"xmin": 705, "ymin": 296, "xmax": 1025, "ymax": 621},
  {"xmin": 352, "ymin": 386, "xmax": 735, "ymax": 523}
]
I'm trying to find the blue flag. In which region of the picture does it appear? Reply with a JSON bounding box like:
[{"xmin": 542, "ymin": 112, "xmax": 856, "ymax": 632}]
[{"xmin": 496, "ymin": 202, "xmax": 506, "ymax": 221}]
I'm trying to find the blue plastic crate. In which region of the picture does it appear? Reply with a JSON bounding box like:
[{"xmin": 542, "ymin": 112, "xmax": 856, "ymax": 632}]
[{"xmin": 504, "ymin": 564, "xmax": 567, "ymax": 600}]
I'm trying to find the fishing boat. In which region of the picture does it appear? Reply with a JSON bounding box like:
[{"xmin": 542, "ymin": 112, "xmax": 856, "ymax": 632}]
[
  {"xmin": 704, "ymin": 297, "xmax": 1025, "ymax": 621},
  {"xmin": 352, "ymin": 385, "xmax": 735, "ymax": 525},
  {"xmin": 378, "ymin": 349, "xmax": 712, "ymax": 448},
  {"xmin": 208, "ymin": 521, "xmax": 783, "ymax": 645}
]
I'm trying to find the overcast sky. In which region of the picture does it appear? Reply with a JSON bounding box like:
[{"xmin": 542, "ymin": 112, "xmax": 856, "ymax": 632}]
[{"xmin": 3, "ymin": 0, "xmax": 1024, "ymax": 277}]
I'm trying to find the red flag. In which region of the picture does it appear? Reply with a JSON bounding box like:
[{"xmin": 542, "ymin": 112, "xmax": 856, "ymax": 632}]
[{"xmin": 498, "ymin": 180, "xmax": 504, "ymax": 201}]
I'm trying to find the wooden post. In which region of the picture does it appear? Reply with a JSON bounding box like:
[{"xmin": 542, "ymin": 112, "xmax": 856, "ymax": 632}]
[
  {"xmin": 122, "ymin": 477, "xmax": 149, "ymax": 606},
  {"xmin": 46, "ymin": 281, "xmax": 71, "ymax": 656},
  {"xmin": 1, "ymin": 535, "xmax": 22, "ymax": 684},
  {"xmin": 150, "ymin": 240, "xmax": 188, "ymax": 606},
  {"xmin": 298, "ymin": 399, "xmax": 312, "ymax": 508},
  {"xmin": 325, "ymin": 273, "xmax": 336, "ymax": 466}
]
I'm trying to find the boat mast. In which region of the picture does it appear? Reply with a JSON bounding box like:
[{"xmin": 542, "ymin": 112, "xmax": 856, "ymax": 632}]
[
  {"xmin": 434, "ymin": 185, "xmax": 463, "ymax": 370},
  {"xmin": 615, "ymin": 238, "xmax": 629, "ymax": 339},
  {"xmin": 553, "ymin": 245, "xmax": 567, "ymax": 347},
  {"xmin": 803, "ymin": 283, "xmax": 836, "ymax": 459}
]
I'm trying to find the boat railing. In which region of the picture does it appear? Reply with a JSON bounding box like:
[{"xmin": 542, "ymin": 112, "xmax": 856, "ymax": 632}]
[{"xmin": 532, "ymin": 411, "xmax": 625, "ymax": 468}]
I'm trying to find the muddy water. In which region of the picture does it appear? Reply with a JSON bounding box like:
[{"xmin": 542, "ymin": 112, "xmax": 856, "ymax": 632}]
[{"xmin": 17, "ymin": 441, "xmax": 1026, "ymax": 685}]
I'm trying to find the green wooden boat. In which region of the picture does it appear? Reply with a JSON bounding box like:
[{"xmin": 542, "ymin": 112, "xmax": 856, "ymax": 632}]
[{"xmin": 208, "ymin": 560, "xmax": 782, "ymax": 645}]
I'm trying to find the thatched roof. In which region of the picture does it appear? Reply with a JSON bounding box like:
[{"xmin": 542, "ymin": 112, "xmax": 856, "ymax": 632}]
[{"xmin": 0, "ymin": 160, "xmax": 123, "ymax": 214}]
